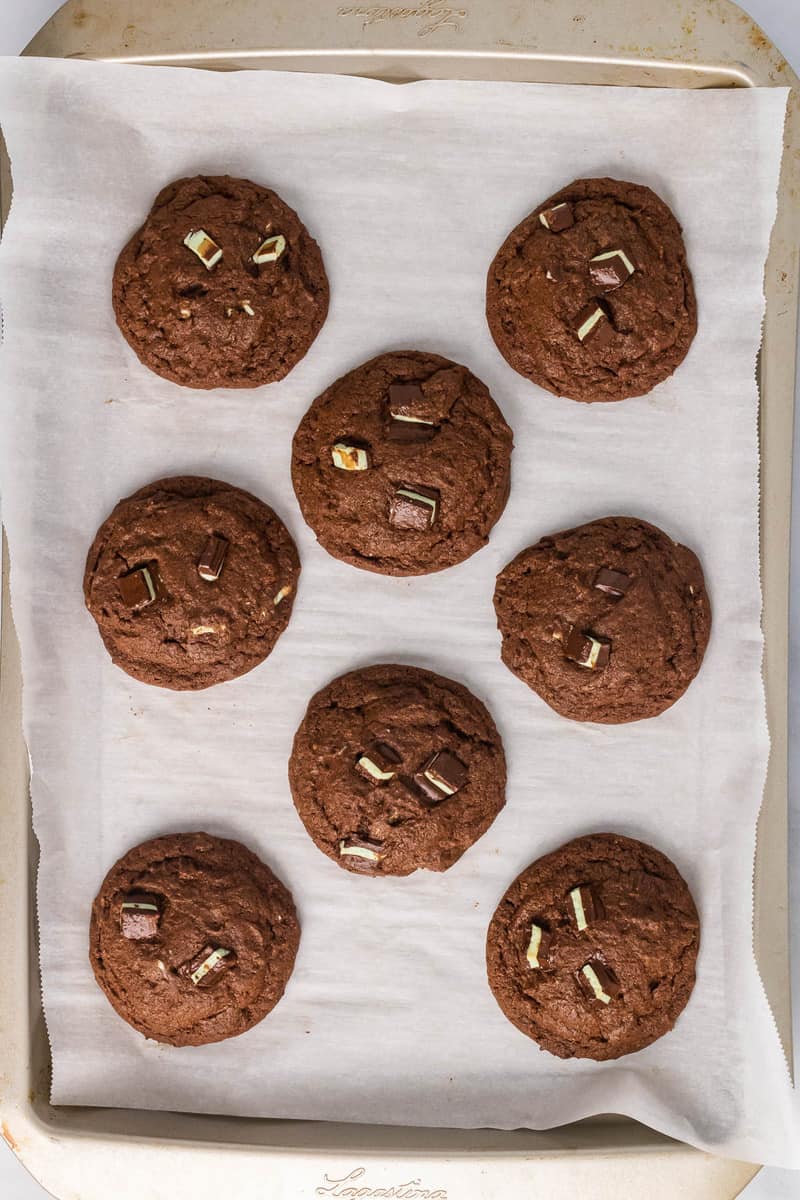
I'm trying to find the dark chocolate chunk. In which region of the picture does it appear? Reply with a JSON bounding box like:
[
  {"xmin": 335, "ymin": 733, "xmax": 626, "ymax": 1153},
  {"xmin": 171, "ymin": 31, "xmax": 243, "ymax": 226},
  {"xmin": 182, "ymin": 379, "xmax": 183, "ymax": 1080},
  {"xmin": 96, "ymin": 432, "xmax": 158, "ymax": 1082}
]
[
  {"xmin": 386, "ymin": 419, "xmax": 436, "ymax": 444},
  {"xmin": 594, "ymin": 567, "xmax": 631, "ymax": 599},
  {"xmin": 410, "ymin": 770, "xmax": 449, "ymax": 806},
  {"xmin": 588, "ymin": 248, "xmax": 635, "ymax": 292},
  {"xmin": 120, "ymin": 892, "xmax": 161, "ymax": 940},
  {"xmin": 421, "ymin": 749, "xmax": 468, "ymax": 798},
  {"xmin": 589, "ymin": 318, "xmax": 615, "ymax": 351},
  {"xmin": 568, "ymin": 884, "xmax": 605, "ymax": 930},
  {"xmin": 181, "ymin": 944, "xmax": 237, "ymax": 987},
  {"xmin": 574, "ymin": 302, "xmax": 615, "ymax": 349},
  {"xmin": 197, "ymin": 534, "xmax": 228, "ymax": 582},
  {"xmin": 338, "ymin": 835, "xmax": 384, "ymax": 870},
  {"xmin": 563, "ymin": 626, "xmax": 610, "ymax": 671},
  {"xmin": 355, "ymin": 741, "xmax": 401, "ymax": 785},
  {"xmin": 387, "ymin": 381, "xmax": 428, "ymax": 418},
  {"xmin": 386, "ymin": 380, "xmax": 437, "ymax": 442},
  {"xmin": 118, "ymin": 565, "xmax": 157, "ymax": 611},
  {"xmin": 539, "ymin": 202, "xmax": 574, "ymax": 232},
  {"xmin": 389, "ymin": 484, "xmax": 439, "ymax": 532},
  {"xmin": 578, "ymin": 958, "xmax": 621, "ymax": 1003}
]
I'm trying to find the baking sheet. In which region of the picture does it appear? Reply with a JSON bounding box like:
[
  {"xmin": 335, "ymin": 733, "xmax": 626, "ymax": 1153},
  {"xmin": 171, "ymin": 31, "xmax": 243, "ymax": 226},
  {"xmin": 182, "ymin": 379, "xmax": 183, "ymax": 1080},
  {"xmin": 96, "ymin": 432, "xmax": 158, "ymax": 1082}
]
[{"xmin": 0, "ymin": 56, "xmax": 796, "ymax": 1166}]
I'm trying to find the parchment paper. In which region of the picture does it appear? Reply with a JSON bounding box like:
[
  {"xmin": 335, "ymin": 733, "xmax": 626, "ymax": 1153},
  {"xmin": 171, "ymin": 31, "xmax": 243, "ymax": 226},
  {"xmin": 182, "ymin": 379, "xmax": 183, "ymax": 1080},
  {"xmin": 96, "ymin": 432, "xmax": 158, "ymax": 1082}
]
[{"xmin": 0, "ymin": 56, "xmax": 796, "ymax": 1166}]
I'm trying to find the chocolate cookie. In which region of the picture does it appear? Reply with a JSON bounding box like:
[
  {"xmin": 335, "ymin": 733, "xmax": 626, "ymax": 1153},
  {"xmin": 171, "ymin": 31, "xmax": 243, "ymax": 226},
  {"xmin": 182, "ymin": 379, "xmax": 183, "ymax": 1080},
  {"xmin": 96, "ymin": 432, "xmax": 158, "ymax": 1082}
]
[
  {"xmin": 493, "ymin": 516, "xmax": 710, "ymax": 723},
  {"xmin": 89, "ymin": 832, "xmax": 300, "ymax": 1046},
  {"xmin": 84, "ymin": 475, "xmax": 300, "ymax": 690},
  {"xmin": 289, "ymin": 664, "xmax": 506, "ymax": 876},
  {"xmin": 291, "ymin": 350, "xmax": 513, "ymax": 575},
  {"xmin": 486, "ymin": 177, "xmax": 697, "ymax": 402},
  {"xmin": 486, "ymin": 833, "xmax": 700, "ymax": 1060},
  {"xmin": 112, "ymin": 175, "xmax": 329, "ymax": 389}
]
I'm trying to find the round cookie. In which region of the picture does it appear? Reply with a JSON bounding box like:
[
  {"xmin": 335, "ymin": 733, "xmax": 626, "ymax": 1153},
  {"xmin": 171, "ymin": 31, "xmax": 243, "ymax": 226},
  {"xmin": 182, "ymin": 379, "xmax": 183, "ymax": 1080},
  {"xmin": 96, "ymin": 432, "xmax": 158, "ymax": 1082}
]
[
  {"xmin": 291, "ymin": 350, "xmax": 513, "ymax": 576},
  {"xmin": 486, "ymin": 832, "xmax": 700, "ymax": 1060},
  {"xmin": 84, "ymin": 475, "xmax": 300, "ymax": 691},
  {"xmin": 289, "ymin": 664, "xmax": 506, "ymax": 876},
  {"xmin": 486, "ymin": 177, "xmax": 697, "ymax": 402},
  {"xmin": 89, "ymin": 832, "xmax": 300, "ymax": 1047},
  {"xmin": 493, "ymin": 516, "xmax": 711, "ymax": 723},
  {"xmin": 112, "ymin": 175, "xmax": 329, "ymax": 389}
]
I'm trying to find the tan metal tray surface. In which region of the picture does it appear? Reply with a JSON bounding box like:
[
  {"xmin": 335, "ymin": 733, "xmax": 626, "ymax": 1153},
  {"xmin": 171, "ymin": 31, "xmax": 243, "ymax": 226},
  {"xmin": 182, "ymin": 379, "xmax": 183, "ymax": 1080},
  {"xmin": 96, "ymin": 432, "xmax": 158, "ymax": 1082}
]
[{"xmin": 0, "ymin": 1, "xmax": 797, "ymax": 1197}]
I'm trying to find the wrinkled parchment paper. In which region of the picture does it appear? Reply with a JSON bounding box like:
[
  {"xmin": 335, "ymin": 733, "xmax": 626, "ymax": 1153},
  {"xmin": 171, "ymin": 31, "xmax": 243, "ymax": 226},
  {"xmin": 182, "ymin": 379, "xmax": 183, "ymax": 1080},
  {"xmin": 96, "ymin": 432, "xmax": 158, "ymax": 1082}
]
[{"xmin": 0, "ymin": 57, "xmax": 796, "ymax": 1165}]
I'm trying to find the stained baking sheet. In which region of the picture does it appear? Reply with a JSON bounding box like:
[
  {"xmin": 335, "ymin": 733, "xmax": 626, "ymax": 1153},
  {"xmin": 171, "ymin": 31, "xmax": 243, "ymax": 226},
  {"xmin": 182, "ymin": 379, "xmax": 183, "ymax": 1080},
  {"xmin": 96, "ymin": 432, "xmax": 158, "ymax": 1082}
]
[{"xmin": 0, "ymin": 56, "xmax": 796, "ymax": 1166}]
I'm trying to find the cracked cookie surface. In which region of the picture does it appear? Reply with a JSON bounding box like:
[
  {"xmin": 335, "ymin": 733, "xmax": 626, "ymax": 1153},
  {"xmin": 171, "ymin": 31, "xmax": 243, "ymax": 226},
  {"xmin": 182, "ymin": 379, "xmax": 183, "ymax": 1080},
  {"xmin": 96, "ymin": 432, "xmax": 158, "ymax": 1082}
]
[
  {"xmin": 112, "ymin": 175, "xmax": 329, "ymax": 389},
  {"xmin": 90, "ymin": 832, "xmax": 300, "ymax": 1046},
  {"xmin": 493, "ymin": 516, "xmax": 711, "ymax": 724},
  {"xmin": 486, "ymin": 832, "xmax": 700, "ymax": 1060},
  {"xmin": 291, "ymin": 350, "xmax": 513, "ymax": 575},
  {"xmin": 289, "ymin": 664, "xmax": 507, "ymax": 876},
  {"xmin": 84, "ymin": 475, "xmax": 300, "ymax": 690},
  {"xmin": 486, "ymin": 177, "xmax": 697, "ymax": 402}
]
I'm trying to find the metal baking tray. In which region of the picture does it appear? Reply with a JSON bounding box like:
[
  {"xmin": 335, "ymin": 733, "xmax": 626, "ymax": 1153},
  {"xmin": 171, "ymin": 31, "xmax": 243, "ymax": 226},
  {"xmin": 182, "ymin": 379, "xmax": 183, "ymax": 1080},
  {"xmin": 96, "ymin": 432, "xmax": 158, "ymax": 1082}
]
[{"xmin": 1, "ymin": 1, "xmax": 797, "ymax": 1196}]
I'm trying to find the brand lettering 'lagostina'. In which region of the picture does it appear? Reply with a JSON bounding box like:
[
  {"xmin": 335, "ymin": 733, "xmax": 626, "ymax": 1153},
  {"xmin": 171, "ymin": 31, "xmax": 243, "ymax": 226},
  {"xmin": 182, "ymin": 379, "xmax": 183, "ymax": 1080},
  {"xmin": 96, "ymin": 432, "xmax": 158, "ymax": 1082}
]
[
  {"xmin": 316, "ymin": 1167, "xmax": 448, "ymax": 1199},
  {"xmin": 336, "ymin": 3, "xmax": 467, "ymax": 37}
]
